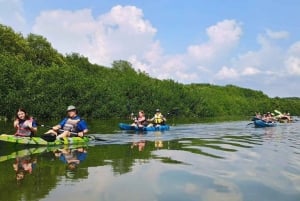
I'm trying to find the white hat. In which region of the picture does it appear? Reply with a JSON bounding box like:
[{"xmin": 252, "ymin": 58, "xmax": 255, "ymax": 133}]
[{"xmin": 67, "ymin": 105, "xmax": 76, "ymax": 111}]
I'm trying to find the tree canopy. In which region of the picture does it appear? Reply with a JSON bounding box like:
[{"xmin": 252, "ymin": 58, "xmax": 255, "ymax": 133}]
[{"xmin": 1, "ymin": 24, "xmax": 299, "ymax": 121}]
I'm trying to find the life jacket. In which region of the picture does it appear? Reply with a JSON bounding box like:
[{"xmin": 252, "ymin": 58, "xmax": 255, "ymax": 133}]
[
  {"xmin": 15, "ymin": 118, "xmax": 34, "ymax": 137},
  {"xmin": 62, "ymin": 118, "xmax": 80, "ymax": 132},
  {"xmin": 153, "ymin": 113, "xmax": 164, "ymax": 124}
]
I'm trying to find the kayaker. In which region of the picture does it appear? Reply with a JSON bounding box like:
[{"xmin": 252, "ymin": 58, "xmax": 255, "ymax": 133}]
[
  {"xmin": 14, "ymin": 108, "xmax": 37, "ymax": 137},
  {"xmin": 148, "ymin": 109, "xmax": 167, "ymax": 126},
  {"xmin": 43, "ymin": 105, "xmax": 88, "ymax": 140},
  {"xmin": 131, "ymin": 110, "xmax": 148, "ymax": 127},
  {"xmin": 262, "ymin": 112, "xmax": 276, "ymax": 123}
]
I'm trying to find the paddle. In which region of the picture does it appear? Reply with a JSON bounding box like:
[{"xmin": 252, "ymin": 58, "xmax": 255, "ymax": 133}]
[
  {"xmin": 274, "ymin": 109, "xmax": 282, "ymax": 115},
  {"xmin": 38, "ymin": 124, "xmax": 107, "ymax": 142},
  {"xmin": 39, "ymin": 124, "xmax": 79, "ymax": 135}
]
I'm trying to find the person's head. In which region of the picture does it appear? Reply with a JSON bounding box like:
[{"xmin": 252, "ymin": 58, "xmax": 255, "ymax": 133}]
[
  {"xmin": 16, "ymin": 108, "xmax": 30, "ymax": 120},
  {"xmin": 155, "ymin": 109, "xmax": 160, "ymax": 113},
  {"xmin": 16, "ymin": 169, "xmax": 25, "ymax": 181},
  {"xmin": 67, "ymin": 162, "xmax": 78, "ymax": 171},
  {"xmin": 138, "ymin": 110, "xmax": 145, "ymax": 116},
  {"xmin": 66, "ymin": 105, "xmax": 77, "ymax": 117}
]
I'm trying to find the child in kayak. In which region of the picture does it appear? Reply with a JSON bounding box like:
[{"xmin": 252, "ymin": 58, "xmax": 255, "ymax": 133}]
[{"xmin": 14, "ymin": 108, "xmax": 37, "ymax": 137}]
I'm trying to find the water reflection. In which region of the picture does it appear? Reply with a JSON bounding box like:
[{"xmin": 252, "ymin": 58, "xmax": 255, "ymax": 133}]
[
  {"xmin": 131, "ymin": 140, "xmax": 146, "ymax": 151},
  {"xmin": 154, "ymin": 131, "xmax": 164, "ymax": 149},
  {"xmin": 0, "ymin": 121, "xmax": 299, "ymax": 201},
  {"xmin": 13, "ymin": 153, "xmax": 37, "ymax": 183},
  {"xmin": 53, "ymin": 147, "xmax": 87, "ymax": 171}
]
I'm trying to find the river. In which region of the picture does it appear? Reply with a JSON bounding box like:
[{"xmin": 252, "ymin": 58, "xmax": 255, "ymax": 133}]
[{"xmin": 0, "ymin": 120, "xmax": 299, "ymax": 201}]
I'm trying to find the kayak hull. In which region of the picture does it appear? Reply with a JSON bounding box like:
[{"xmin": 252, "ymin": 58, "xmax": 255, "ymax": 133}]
[
  {"xmin": 119, "ymin": 123, "xmax": 170, "ymax": 131},
  {"xmin": 0, "ymin": 134, "xmax": 90, "ymax": 145},
  {"xmin": 254, "ymin": 120, "xmax": 277, "ymax": 128}
]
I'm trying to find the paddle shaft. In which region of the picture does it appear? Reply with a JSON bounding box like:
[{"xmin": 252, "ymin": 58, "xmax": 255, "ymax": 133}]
[
  {"xmin": 38, "ymin": 123, "xmax": 107, "ymax": 141},
  {"xmin": 39, "ymin": 124, "xmax": 79, "ymax": 136}
]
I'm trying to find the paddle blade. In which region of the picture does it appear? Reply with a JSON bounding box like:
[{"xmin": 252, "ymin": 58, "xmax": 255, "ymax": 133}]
[
  {"xmin": 41, "ymin": 133, "xmax": 56, "ymax": 142},
  {"xmin": 274, "ymin": 109, "xmax": 282, "ymax": 115}
]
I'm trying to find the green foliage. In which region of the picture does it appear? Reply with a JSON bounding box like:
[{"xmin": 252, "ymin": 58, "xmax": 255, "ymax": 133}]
[{"xmin": 0, "ymin": 23, "xmax": 300, "ymax": 121}]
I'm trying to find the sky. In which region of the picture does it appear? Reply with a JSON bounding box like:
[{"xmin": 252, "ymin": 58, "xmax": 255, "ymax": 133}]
[{"xmin": 1, "ymin": 0, "xmax": 300, "ymax": 98}]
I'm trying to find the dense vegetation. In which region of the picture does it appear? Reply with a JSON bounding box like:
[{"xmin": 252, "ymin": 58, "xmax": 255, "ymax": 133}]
[{"xmin": 1, "ymin": 24, "xmax": 300, "ymax": 121}]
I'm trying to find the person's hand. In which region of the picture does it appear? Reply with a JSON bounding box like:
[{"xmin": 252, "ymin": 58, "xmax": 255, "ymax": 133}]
[
  {"xmin": 25, "ymin": 121, "xmax": 33, "ymax": 129},
  {"xmin": 52, "ymin": 125, "xmax": 60, "ymax": 131},
  {"xmin": 78, "ymin": 132, "xmax": 84, "ymax": 137}
]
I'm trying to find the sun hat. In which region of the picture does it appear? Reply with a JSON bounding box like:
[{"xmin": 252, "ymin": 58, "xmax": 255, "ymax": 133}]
[{"xmin": 67, "ymin": 105, "xmax": 76, "ymax": 111}]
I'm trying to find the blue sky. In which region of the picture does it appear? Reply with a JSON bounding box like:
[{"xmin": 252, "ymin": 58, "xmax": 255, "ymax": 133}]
[{"xmin": 1, "ymin": 0, "xmax": 300, "ymax": 97}]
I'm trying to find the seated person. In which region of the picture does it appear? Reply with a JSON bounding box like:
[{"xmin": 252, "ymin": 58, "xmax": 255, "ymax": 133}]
[
  {"xmin": 131, "ymin": 110, "xmax": 148, "ymax": 127},
  {"xmin": 14, "ymin": 108, "xmax": 37, "ymax": 137},
  {"xmin": 43, "ymin": 105, "xmax": 88, "ymax": 141},
  {"xmin": 148, "ymin": 109, "xmax": 166, "ymax": 126}
]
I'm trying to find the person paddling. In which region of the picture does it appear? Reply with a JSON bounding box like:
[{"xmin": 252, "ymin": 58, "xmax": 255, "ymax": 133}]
[
  {"xmin": 131, "ymin": 110, "xmax": 148, "ymax": 128},
  {"xmin": 14, "ymin": 108, "xmax": 37, "ymax": 137},
  {"xmin": 148, "ymin": 109, "xmax": 167, "ymax": 127},
  {"xmin": 42, "ymin": 105, "xmax": 88, "ymax": 141}
]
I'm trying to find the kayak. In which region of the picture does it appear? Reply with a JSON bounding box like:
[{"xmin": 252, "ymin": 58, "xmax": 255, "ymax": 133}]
[
  {"xmin": 0, "ymin": 134, "xmax": 90, "ymax": 146},
  {"xmin": 119, "ymin": 123, "xmax": 170, "ymax": 131},
  {"xmin": 254, "ymin": 120, "xmax": 277, "ymax": 128}
]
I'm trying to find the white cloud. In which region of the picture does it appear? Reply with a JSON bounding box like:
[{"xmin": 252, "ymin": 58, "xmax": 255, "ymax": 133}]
[
  {"xmin": 207, "ymin": 19, "xmax": 242, "ymax": 46},
  {"xmin": 287, "ymin": 41, "xmax": 300, "ymax": 56},
  {"xmin": 265, "ymin": 29, "xmax": 289, "ymax": 40},
  {"xmin": 285, "ymin": 41, "xmax": 300, "ymax": 75},
  {"xmin": 0, "ymin": 0, "xmax": 26, "ymax": 31},
  {"xmin": 187, "ymin": 20, "xmax": 242, "ymax": 63},
  {"xmin": 231, "ymin": 30, "xmax": 286, "ymax": 76},
  {"xmin": 215, "ymin": 66, "xmax": 239, "ymax": 80},
  {"xmin": 153, "ymin": 19, "xmax": 243, "ymax": 84},
  {"xmin": 32, "ymin": 5, "xmax": 158, "ymax": 66},
  {"xmin": 241, "ymin": 67, "xmax": 260, "ymax": 76},
  {"xmin": 33, "ymin": 9, "xmax": 100, "ymax": 56},
  {"xmin": 285, "ymin": 56, "xmax": 300, "ymax": 75}
]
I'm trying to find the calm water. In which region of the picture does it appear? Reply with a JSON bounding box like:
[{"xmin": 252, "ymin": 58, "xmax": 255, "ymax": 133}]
[{"xmin": 0, "ymin": 120, "xmax": 300, "ymax": 201}]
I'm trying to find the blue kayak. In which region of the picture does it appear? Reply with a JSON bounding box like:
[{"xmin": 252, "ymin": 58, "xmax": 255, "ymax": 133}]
[
  {"xmin": 254, "ymin": 119, "xmax": 277, "ymax": 128},
  {"xmin": 119, "ymin": 123, "xmax": 170, "ymax": 131}
]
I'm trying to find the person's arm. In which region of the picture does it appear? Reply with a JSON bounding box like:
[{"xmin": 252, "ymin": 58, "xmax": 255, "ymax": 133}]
[
  {"xmin": 29, "ymin": 120, "xmax": 38, "ymax": 133},
  {"xmin": 52, "ymin": 125, "xmax": 61, "ymax": 131},
  {"xmin": 77, "ymin": 120, "xmax": 88, "ymax": 137},
  {"xmin": 78, "ymin": 128, "xmax": 88, "ymax": 137},
  {"xmin": 28, "ymin": 123, "xmax": 37, "ymax": 133},
  {"xmin": 13, "ymin": 119, "xmax": 19, "ymax": 128},
  {"xmin": 148, "ymin": 116, "xmax": 154, "ymax": 122},
  {"xmin": 52, "ymin": 118, "xmax": 67, "ymax": 131}
]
